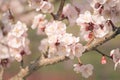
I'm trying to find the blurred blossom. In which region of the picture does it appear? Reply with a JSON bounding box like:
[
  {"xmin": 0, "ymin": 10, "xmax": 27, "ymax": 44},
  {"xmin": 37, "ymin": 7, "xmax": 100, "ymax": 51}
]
[
  {"xmin": 110, "ymin": 48, "xmax": 120, "ymax": 70},
  {"xmin": 9, "ymin": 0, "xmax": 24, "ymax": 14},
  {"xmin": 71, "ymin": 0, "xmax": 92, "ymax": 13},
  {"xmin": 62, "ymin": 3, "xmax": 78, "ymax": 26},
  {"xmin": 103, "ymin": 0, "xmax": 120, "ymax": 24},
  {"xmin": 89, "ymin": 0, "xmax": 120, "ymax": 24},
  {"xmin": 29, "ymin": 0, "xmax": 54, "ymax": 13},
  {"xmin": 1, "ymin": 11, "xmax": 13, "ymax": 25},
  {"xmin": 73, "ymin": 64, "xmax": 94, "ymax": 78}
]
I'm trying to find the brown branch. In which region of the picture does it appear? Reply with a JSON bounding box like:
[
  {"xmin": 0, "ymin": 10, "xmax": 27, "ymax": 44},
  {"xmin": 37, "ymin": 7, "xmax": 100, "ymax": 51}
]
[
  {"xmin": 10, "ymin": 56, "xmax": 68, "ymax": 80},
  {"xmin": 0, "ymin": 67, "xmax": 4, "ymax": 80},
  {"xmin": 51, "ymin": 0, "xmax": 65, "ymax": 20}
]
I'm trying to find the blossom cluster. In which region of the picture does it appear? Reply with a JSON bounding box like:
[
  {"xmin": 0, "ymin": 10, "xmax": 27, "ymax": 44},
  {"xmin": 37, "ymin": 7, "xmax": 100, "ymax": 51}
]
[
  {"xmin": 76, "ymin": 11, "xmax": 112, "ymax": 41},
  {"xmin": 73, "ymin": 64, "xmax": 94, "ymax": 78},
  {"xmin": 32, "ymin": 14, "xmax": 85, "ymax": 59},
  {"xmin": 0, "ymin": 0, "xmax": 120, "ymax": 79},
  {"xmin": 89, "ymin": 0, "xmax": 120, "ymax": 24},
  {"xmin": 0, "ymin": 11, "xmax": 30, "ymax": 67},
  {"xmin": 30, "ymin": 0, "xmax": 120, "ymax": 78}
]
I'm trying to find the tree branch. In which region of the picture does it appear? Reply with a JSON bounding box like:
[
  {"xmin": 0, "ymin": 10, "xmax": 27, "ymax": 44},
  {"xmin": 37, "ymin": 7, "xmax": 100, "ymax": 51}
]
[
  {"xmin": 0, "ymin": 67, "xmax": 4, "ymax": 80},
  {"xmin": 51, "ymin": 0, "xmax": 65, "ymax": 20},
  {"xmin": 10, "ymin": 56, "xmax": 68, "ymax": 80},
  {"xmin": 9, "ymin": 27, "xmax": 120, "ymax": 80}
]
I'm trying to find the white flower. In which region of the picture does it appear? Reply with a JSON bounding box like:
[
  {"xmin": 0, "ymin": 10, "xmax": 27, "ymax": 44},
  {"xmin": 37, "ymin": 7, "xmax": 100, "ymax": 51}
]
[
  {"xmin": 9, "ymin": 21, "xmax": 28, "ymax": 37},
  {"xmin": 71, "ymin": 43, "xmax": 85, "ymax": 58},
  {"xmin": 57, "ymin": 44, "xmax": 67, "ymax": 56},
  {"xmin": 60, "ymin": 33, "xmax": 79, "ymax": 46},
  {"xmin": 39, "ymin": 38, "xmax": 49, "ymax": 53},
  {"xmin": 76, "ymin": 11, "xmax": 92, "ymax": 25},
  {"xmin": 73, "ymin": 64, "xmax": 94, "ymax": 78},
  {"xmin": 62, "ymin": 3, "xmax": 78, "ymax": 26},
  {"xmin": 8, "ymin": 36, "xmax": 25, "ymax": 48},
  {"xmin": 31, "ymin": 14, "xmax": 48, "ymax": 35},
  {"xmin": 110, "ymin": 48, "xmax": 120, "ymax": 70},
  {"xmin": 76, "ymin": 11, "xmax": 112, "ymax": 41},
  {"xmin": 73, "ymin": 64, "xmax": 82, "ymax": 73},
  {"xmin": 45, "ymin": 21, "xmax": 66, "ymax": 36},
  {"xmin": 0, "ymin": 44, "xmax": 10, "ymax": 60},
  {"xmin": 9, "ymin": 48, "xmax": 22, "ymax": 62},
  {"xmin": 64, "ymin": 43, "xmax": 85, "ymax": 59}
]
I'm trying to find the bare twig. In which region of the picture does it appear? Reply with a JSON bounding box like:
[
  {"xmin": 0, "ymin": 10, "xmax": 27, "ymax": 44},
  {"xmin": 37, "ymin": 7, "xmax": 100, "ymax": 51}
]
[
  {"xmin": 94, "ymin": 49, "xmax": 112, "ymax": 59},
  {"xmin": 20, "ymin": 59, "xmax": 24, "ymax": 68}
]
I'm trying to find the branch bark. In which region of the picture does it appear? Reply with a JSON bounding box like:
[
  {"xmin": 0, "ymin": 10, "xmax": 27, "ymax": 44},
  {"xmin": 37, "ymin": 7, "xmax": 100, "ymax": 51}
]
[
  {"xmin": 9, "ymin": 27, "xmax": 120, "ymax": 80},
  {"xmin": 0, "ymin": 67, "xmax": 4, "ymax": 80},
  {"xmin": 51, "ymin": 0, "xmax": 65, "ymax": 20}
]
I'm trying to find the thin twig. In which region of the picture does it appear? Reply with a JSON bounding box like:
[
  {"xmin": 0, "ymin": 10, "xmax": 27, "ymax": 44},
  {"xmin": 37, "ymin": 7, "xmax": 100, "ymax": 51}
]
[
  {"xmin": 94, "ymin": 48, "xmax": 112, "ymax": 59},
  {"xmin": 20, "ymin": 59, "xmax": 24, "ymax": 68}
]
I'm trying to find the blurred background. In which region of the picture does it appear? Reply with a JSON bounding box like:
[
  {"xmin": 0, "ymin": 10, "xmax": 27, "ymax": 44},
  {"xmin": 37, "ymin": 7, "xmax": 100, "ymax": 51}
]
[{"xmin": 0, "ymin": 0, "xmax": 120, "ymax": 80}]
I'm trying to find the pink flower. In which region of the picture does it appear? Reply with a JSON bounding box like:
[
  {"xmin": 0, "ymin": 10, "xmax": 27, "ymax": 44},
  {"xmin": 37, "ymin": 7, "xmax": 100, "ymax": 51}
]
[
  {"xmin": 110, "ymin": 48, "xmax": 120, "ymax": 70},
  {"xmin": 73, "ymin": 64, "xmax": 94, "ymax": 78}
]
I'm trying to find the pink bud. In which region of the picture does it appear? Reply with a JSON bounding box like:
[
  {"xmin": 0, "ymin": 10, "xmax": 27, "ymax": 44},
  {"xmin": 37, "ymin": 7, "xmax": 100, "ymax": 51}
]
[{"xmin": 101, "ymin": 56, "xmax": 107, "ymax": 64}]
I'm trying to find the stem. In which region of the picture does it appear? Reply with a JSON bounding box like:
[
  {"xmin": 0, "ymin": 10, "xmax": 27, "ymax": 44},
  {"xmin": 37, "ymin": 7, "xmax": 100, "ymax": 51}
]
[
  {"xmin": 94, "ymin": 49, "xmax": 112, "ymax": 59},
  {"xmin": 20, "ymin": 59, "xmax": 24, "ymax": 68},
  {"xmin": 77, "ymin": 58, "xmax": 82, "ymax": 64}
]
